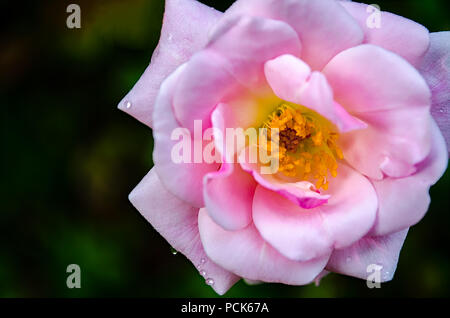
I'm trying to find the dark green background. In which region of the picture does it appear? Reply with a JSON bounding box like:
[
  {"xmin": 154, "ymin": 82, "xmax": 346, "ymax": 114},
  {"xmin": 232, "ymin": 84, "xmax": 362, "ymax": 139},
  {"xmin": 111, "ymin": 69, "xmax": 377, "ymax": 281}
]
[{"xmin": 1, "ymin": 0, "xmax": 449, "ymax": 297}]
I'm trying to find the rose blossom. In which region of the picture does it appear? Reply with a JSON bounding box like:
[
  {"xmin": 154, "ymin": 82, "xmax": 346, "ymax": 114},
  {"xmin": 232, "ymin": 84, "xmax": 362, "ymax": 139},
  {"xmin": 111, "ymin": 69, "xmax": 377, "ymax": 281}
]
[{"xmin": 118, "ymin": 0, "xmax": 449, "ymax": 294}]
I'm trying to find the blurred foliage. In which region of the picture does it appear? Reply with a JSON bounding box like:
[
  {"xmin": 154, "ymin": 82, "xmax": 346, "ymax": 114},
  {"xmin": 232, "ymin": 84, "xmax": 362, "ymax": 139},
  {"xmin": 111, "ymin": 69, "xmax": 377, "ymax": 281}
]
[{"xmin": 1, "ymin": 0, "xmax": 449, "ymax": 297}]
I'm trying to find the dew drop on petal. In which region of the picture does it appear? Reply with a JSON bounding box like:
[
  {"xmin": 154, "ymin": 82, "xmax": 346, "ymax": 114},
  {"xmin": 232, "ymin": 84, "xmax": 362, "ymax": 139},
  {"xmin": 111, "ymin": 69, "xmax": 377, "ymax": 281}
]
[
  {"xmin": 200, "ymin": 270, "xmax": 207, "ymax": 278},
  {"xmin": 125, "ymin": 101, "xmax": 132, "ymax": 109},
  {"xmin": 200, "ymin": 258, "xmax": 207, "ymax": 264},
  {"xmin": 170, "ymin": 247, "xmax": 178, "ymax": 255},
  {"xmin": 205, "ymin": 278, "xmax": 215, "ymax": 286}
]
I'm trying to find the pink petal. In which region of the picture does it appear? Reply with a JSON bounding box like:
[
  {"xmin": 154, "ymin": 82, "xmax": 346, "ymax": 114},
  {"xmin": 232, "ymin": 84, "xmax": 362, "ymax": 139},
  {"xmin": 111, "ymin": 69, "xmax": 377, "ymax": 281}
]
[
  {"xmin": 323, "ymin": 44, "xmax": 431, "ymax": 114},
  {"xmin": 239, "ymin": 146, "xmax": 330, "ymax": 209},
  {"xmin": 264, "ymin": 54, "xmax": 367, "ymax": 133},
  {"xmin": 129, "ymin": 169, "xmax": 239, "ymax": 295},
  {"xmin": 207, "ymin": 15, "xmax": 302, "ymax": 87},
  {"xmin": 370, "ymin": 119, "xmax": 448, "ymax": 236},
  {"xmin": 419, "ymin": 31, "xmax": 450, "ymax": 155},
  {"xmin": 172, "ymin": 50, "xmax": 238, "ymax": 133},
  {"xmin": 326, "ymin": 229, "xmax": 409, "ymax": 282},
  {"xmin": 333, "ymin": 101, "xmax": 368, "ymax": 133},
  {"xmin": 339, "ymin": 1, "xmax": 429, "ymax": 67},
  {"xmin": 264, "ymin": 54, "xmax": 311, "ymax": 102},
  {"xmin": 252, "ymin": 164, "xmax": 378, "ymax": 262},
  {"xmin": 173, "ymin": 15, "xmax": 301, "ymax": 132},
  {"xmin": 340, "ymin": 107, "xmax": 433, "ymax": 180},
  {"xmin": 198, "ymin": 209, "xmax": 330, "ymax": 285},
  {"xmin": 223, "ymin": 0, "xmax": 363, "ymax": 70},
  {"xmin": 204, "ymin": 163, "xmax": 257, "ymax": 231},
  {"xmin": 211, "ymin": 91, "xmax": 282, "ymax": 161},
  {"xmin": 118, "ymin": 0, "xmax": 221, "ymax": 127},
  {"xmin": 153, "ymin": 64, "xmax": 219, "ymax": 208},
  {"xmin": 323, "ymin": 44, "xmax": 432, "ymax": 179},
  {"xmin": 297, "ymin": 74, "xmax": 368, "ymax": 133}
]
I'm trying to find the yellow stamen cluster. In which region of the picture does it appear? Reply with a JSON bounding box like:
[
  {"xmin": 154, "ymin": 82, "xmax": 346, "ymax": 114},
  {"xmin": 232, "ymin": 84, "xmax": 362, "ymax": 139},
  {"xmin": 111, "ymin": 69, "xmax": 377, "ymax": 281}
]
[{"xmin": 262, "ymin": 104, "xmax": 344, "ymax": 190}]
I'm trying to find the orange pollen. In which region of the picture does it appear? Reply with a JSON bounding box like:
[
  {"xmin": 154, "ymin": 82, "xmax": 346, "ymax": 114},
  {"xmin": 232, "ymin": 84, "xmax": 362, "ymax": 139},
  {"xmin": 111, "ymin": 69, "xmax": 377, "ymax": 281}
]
[{"xmin": 261, "ymin": 103, "xmax": 344, "ymax": 190}]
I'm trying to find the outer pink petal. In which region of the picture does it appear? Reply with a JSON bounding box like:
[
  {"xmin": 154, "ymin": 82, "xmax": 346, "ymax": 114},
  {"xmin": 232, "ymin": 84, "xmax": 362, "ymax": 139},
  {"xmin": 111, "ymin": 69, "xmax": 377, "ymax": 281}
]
[
  {"xmin": 239, "ymin": 146, "xmax": 330, "ymax": 209},
  {"xmin": 419, "ymin": 31, "xmax": 450, "ymax": 154},
  {"xmin": 370, "ymin": 119, "xmax": 448, "ymax": 236},
  {"xmin": 129, "ymin": 169, "xmax": 239, "ymax": 295},
  {"xmin": 339, "ymin": 1, "xmax": 429, "ymax": 67},
  {"xmin": 264, "ymin": 54, "xmax": 367, "ymax": 132},
  {"xmin": 153, "ymin": 64, "xmax": 219, "ymax": 208},
  {"xmin": 326, "ymin": 229, "xmax": 409, "ymax": 282},
  {"xmin": 118, "ymin": 0, "xmax": 221, "ymax": 127},
  {"xmin": 323, "ymin": 44, "xmax": 432, "ymax": 179},
  {"xmin": 198, "ymin": 209, "xmax": 330, "ymax": 285},
  {"xmin": 223, "ymin": 0, "xmax": 363, "ymax": 70},
  {"xmin": 203, "ymin": 163, "xmax": 257, "ymax": 231},
  {"xmin": 252, "ymin": 164, "xmax": 378, "ymax": 262},
  {"xmin": 173, "ymin": 15, "xmax": 301, "ymax": 132}
]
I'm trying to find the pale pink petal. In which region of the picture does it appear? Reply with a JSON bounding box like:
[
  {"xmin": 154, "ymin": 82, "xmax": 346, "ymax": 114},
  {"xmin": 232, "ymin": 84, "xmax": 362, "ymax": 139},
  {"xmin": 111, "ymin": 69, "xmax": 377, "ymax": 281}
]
[
  {"xmin": 264, "ymin": 54, "xmax": 367, "ymax": 132},
  {"xmin": 264, "ymin": 54, "xmax": 311, "ymax": 102},
  {"xmin": 326, "ymin": 229, "xmax": 409, "ymax": 282},
  {"xmin": 239, "ymin": 146, "xmax": 330, "ymax": 209},
  {"xmin": 252, "ymin": 164, "xmax": 378, "ymax": 262},
  {"xmin": 223, "ymin": 0, "xmax": 363, "ymax": 70},
  {"xmin": 172, "ymin": 50, "xmax": 238, "ymax": 133},
  {"xmin": 198, "ymin": 209, "xmax": 330, "ymax": 285},
  {"xmin": 118, "ymin": 0, "xmax": 221, "ymax": 127},
  {"xmin": 296, "ymin": 73, "xmax": 368, "ymax": 133},
  {"xmin": 340, "ymin": 108, "xmax": 432, "ymax": 180},
  {"xmin": 207, "ymin": 15, "xmax": 302, "ymax": 87},
  {"xmin": 153, "ymin": 64, "xmax": 219, "ymax": 208},
  {"xmin": 333, "ymin": 101, "xmax": 368, "ymax": 132},
  {"xmin": 323, "ymin": 44, "xmax": 431, "ymax": 114},
  {"xmin": 339, "ymin": 1, "xmax": 429, "ymax": 67},
  {"xmin": 211, "ymin": 89, "xmax": 282, "ymax": 161},
  {"xmin": 129, "ymin": 169, "xmax": 239, "ymax": 295},
  {"xmin": 370, "ymin": 119, "xmax": 448, "ymax": 236},
  {"xmin": 323, "ymin": 44, "xmax": 432, "ymax": 179},
  {"xmin": 173, "ymin": 15, "xmax": 301, "ymax": 132},
  {"xmin": 203, "ymin": 163, "xmax": 257, "ymax": 231},
  {"xmin": 419, "ymin": 31, "xmax": 450, "ymax": 154}
]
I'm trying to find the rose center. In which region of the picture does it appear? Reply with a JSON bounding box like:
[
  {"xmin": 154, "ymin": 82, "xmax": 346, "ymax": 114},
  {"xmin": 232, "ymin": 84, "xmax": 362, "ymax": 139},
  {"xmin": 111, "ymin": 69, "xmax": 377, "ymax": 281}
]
[{"xmin": 261, "ymin": 103, "xmax": 343, "ymax": 190}]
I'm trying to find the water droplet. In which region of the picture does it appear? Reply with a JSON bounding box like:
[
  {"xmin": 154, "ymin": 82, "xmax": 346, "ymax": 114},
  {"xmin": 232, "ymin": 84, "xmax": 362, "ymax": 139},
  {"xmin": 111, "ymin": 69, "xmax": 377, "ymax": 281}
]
[
  {"xmin": 439, "ymin": 108, "xmax": 445, "ymax": 113},
  {"xmin": 200, "ymin": 258, "xmax": 207, "ymax": 264},
  {"xmin": 346, "ymin": 257, "xmax": 352, "ymax": 263},
  {"xmin": 168, "ymin": 33, "xmax": 173, "ymax": 41},
  {"xmin": 200, "ymin": 270, "xmax": 207, "ymax": 277},
  {"xmin": 125, "ymin": 101, "xmax": 132, "ymax": 109},
  {"xmin": 205, "ymin": 278, "xmax": 215, "ymax": 286},
  {"xmin": 170, "ymin": 247, "xmax": 178, "ymax": 255},
  {"xmin": 197, "ymin": 264, "xmax": 202, "ymax": 270}
]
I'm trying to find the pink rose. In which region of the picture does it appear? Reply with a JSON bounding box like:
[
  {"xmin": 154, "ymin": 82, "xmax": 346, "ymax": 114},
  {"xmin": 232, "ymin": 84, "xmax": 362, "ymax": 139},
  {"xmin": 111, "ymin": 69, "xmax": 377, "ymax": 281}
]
[{"xmin": 118, "ymin": 0, "xmax": 449, "ymax": 294}]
